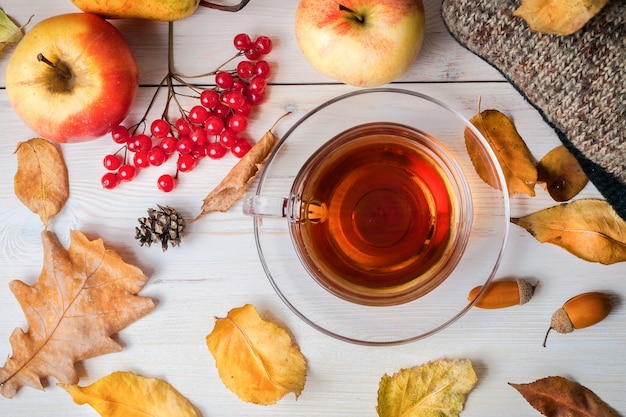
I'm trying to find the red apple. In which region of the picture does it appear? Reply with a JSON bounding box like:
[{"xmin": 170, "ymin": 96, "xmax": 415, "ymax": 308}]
[
  {"xmin": 5, "ymin": 13, "xmax": 139, "ymax": 143},
  {"xmin": 295, "ymin": 0, "xmax": 425, "ymax": 87}
]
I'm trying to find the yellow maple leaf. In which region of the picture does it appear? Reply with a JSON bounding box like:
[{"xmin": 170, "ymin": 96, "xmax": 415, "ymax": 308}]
[
  {"xmin": 60, "ymin": 371, "xmax": 199, "ymax": 417},
  {"xmin": 0, "ymin": 230, "xmax": 155, "ymax": 398},
  {"xmin": 377, "ymin": 359, "xmax": 477, "ymax": 417},
  {"xmin": 206, "ymin": 304, "xmax": 307, "ymax": 405}
]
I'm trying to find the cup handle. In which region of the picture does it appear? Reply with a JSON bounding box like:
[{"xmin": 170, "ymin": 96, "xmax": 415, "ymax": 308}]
[
  {"xmin": 244, "ymin": 195, "xmax": 327, "ymax": 223},
  {"xmin": 243, "ymin": 196, "xmax": 288, "ymax": 218}
]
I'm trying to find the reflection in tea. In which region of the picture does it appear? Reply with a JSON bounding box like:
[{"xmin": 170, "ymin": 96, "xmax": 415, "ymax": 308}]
[{"xmin": 290, "ymin": 125, "xmax": 466, "ymax": 306}]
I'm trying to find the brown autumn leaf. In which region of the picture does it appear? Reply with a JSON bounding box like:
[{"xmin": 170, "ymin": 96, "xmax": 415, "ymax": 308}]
[
  {"xmin": 206, "ymin": 304, "xmax": 307, "ymax": 405},
  {"xmin": 513, "ymin": 0, "xmax": 609, "ymax": 36},
  {"xmin": 14, "ymin": 138, "xmax": 69, "ymax": 228},
  {"xmin": 537, "ymin": 145, "xmax": 588, "ymax": 202},
  {"xmin": 466, "ymin": 109, "xmax": 537, "ymax": 197},
  {"xmin": 377, "ymin": 359, "xmax": 477, "ymax": 417},
  {"xmin": 0, "ymin": 230, "xmax": 155, "ymax": 398},
  {"xmin": 196, "ymin": 114, "xmax": 290, "ymax": 220},
  {"xmin": 60, "ymin": 371, "xmax": 199, "ymax": 417},
  {"xmin": 511, "ymin": 199, "xmax": 626, "ymax": 264},
  {"xmin": 510, "ymin": 376, "xmax": 618, "ymax": 417}
]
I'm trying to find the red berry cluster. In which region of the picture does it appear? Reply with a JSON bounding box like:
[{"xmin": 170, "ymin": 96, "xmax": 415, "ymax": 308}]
[{"xmin": 101, "ymin": 33, "xmax": 273, "ymax": 192}]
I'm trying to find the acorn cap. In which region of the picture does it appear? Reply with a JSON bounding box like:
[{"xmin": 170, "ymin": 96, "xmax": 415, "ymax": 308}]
[{"xmin": 543, "ymin": 308, "xmax": 574, "ymax": 347}]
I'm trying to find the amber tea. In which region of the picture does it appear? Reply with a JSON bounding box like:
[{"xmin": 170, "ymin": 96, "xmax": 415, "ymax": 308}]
[{"xmin": 290, "ymin": 123, "xmax": 469, "ymax": 306}]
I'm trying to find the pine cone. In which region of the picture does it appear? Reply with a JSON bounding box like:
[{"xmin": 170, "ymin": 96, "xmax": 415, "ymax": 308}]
[{"xmin": 135, "ymin": 205, "xmax": 186, "ymax": 251}]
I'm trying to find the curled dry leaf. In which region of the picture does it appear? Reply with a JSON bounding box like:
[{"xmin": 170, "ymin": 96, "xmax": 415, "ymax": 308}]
[
  {"xmin": 513, "ymin": 0, "xmax": 610, "ymax": 35},
  {"xmin": 377, "ymin": 358, "xmax": 477, "ymax": 417},
  {"xmin": 466, "ymin": 109, "xmax": 537, "ymax": 197},
  {"xmin": 537, "ymin": 145, "xmax": 588, "ymax": 202},
  {"xmin": 0, "ymin": 230, "xmax": 155, "ymax": 398},
  {"xmin": 206, "ymin": 304, "xmax": 307, "ymax": 405},
  {"xmin": 14, "ymin": 138, "xmax": 69, "ymax": 227},
  {"xmin": 60, "ymin": 371, "xmax": 199, "ymax": 417},
  {"xmin": 511, "ymin": 199, "xmax": 626, "ymax": 264},
  {"xmin": 0, "ymin": 8, "xmax": 27, "ymax": 57},
  {"xmin": 510, "ymin": 376, "xmax": 618, "ymax": 417},
  {"xmin": 196, "ymin": 113, "xmax": 290, "ymax": 220}
]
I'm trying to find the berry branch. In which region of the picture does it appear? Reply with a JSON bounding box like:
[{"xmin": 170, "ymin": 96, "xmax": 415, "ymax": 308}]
[{"xmin": 101, "ymin": 22, "xmax": 273, "ymax": 192}]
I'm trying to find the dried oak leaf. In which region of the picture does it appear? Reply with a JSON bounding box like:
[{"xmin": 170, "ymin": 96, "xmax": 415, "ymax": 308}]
[
  {"xmin": 466, "ymin": 109, "xmax": 537, "ymax": 197},
  {"xmin": 511, "ymin": 199, "xmax": 626, "ymax": 264},
  {"xmin": 0, "ymin": 230, "xmax": 155, "ymax": 399},
  {"xmin": 14, "ymin": 138, "xmax": 69, "ymax": 228},
  {"xmin": 377, "ymin": 358, "xmax": 477, "ymax": 417},
  {"xmin": 196, "ymin": 119, "xmax": 283, "ymax": 220},
  {"xmin": 60, "ymin": 371, "xmax": 199, "ymax": 417},
  {"xmin": 206, "ymin": 304, "xmax": 307, "ymax": 405},
  {"xmin": 537, "ymin": 145, "xmax": 588, "ymax": 202},
  {"xmin": 510, "ymin": 376, "xmax": 618, "ymax": 417},
  {"xmin": 514, "ymin": 0, "xmax": 610, "ymax": 36}
]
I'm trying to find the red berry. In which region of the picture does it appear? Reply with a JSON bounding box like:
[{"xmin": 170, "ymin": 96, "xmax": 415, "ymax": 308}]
[
  {"xmin": 176, "ymin": 136, "xmax": 194, "ymax": 154},
  {"xmin": 190, "ymin": 127, "xmax": 208, "ymax": 147},
  {"xmin": 150, "ymin": 119, "xmax": 170, "ymax": 138},
  {"xmin": 111, "ymin": 125, "xmax": 130, "ymax": 144},
  {"xmin": 215, "ymin": 71, "xmax": 234, "ymax": 89},
  {"xmin": 101, "ymin": 172, "xmax": 119, "ymax": 189},
  {"xmin": 232, "ymin": 138, "xmax": 252, "ymax": 158},
  {"xmin": 214, "ymin": 103, "xmax": 231, "ymax": 119},
  {"xmin": 200, "ymin": 89, "xmax": 219, "ymax": 109},
  {"xmin": 233, "ymin": 33, "xmax": 252, "ymax": 51},
  {"xmin": 157, "ymin": 174, "xmax": 176, "ymax": 192},
  {"xmin": 236, "ymin": 100, "xmax": 253, "ymax": 117},
  {"xmin": 228, "ymin": 114, "xmax": 248, "ymax": 133},
  {"xmin": 192, "ymin": 143, "xmax": 208, "ymax": 159},
  {"xmin": 103, "ymin": 154, "xmax": 122, "ymax": 171},
  {"xmin": 148, "ymin": 147, "xmax": 167, "ymax": 166},
  {"xmin": 219, "ymin": 128, "xmax": 238, "ymax": 148},
  {"xmin": 245, "ymin": 48, "xmax": 261, "ymax": 60},
  {"xmin": 248, "ymin": 91, "xmax": 265, "ymax": 105},
  {"xmin": 175, "ymin": 117, "xmax": 192, "ymax": 135},
  {"xmin": 188, "ymin": 105, "xmax": 209, "ymax": 125},
  {"xmin": 236, "ymin": 60, "xmax": 255, "ymax": 79},
  {"xmin": 205, "ymin": 115, "xmax": 225, "ymax": 135},
  {"xmin": 254, "ymin": 60, "xmax": 271, "ymax": 79},
  {"xmin": 254, "ymin": 36, "xmax": 273, "ymax": 55},
  {"xmin": 249, "ymin": 75, "xmax": 267, "ymax": 94},
  {"xmin": 118, "ymin": 164, "xmax": 137, "ymax": 181},
  {"xmin": 207, "ymin": 141, "xmax": 228, "ymax": 159},
  {"xmin": 133, "ymin": 152, "xmax": 150, "ymax": 168},
  {"xmin": 225, "ymin": 91, "xmax": 246, "ymax": 110},
  {"xmin": 159, "ymin": 136, "xmax": 178, "ymax": 155},
  {"xmin": 177, "ymin": 154, "xmax": 196, "ymax": 172},
  {"xmin": 132, "ymin": 134, "xmax": 153, "ymax": 153},
  {"xmin": 126, "ymin": 139, "xmax": 138, "ymax": 152}
]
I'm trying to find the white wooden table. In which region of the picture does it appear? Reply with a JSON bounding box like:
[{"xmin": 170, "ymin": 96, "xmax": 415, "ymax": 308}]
[{"xmin": 1, "ymin": 1, "xmax": 624, "ymax": 415}]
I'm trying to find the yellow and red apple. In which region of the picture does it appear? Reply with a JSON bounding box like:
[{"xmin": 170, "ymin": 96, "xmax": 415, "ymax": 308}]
[
  {"xmin": 295, "ymin": 0, "xmax": 425, "ymax": 87},
  {"xmin": 5, "ymin": 13, "xmax": 139, "ymax": 143}
]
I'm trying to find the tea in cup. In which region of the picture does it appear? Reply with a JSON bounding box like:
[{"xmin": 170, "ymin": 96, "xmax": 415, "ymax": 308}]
[{"xmin": 245, "ymin": 122, "xmax": 472, "ymax": 306}]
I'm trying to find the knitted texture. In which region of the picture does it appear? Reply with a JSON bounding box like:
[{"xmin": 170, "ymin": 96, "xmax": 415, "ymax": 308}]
[{"xmin": 441, "ymin": 0, "xmax": 626, "ymax": 219}]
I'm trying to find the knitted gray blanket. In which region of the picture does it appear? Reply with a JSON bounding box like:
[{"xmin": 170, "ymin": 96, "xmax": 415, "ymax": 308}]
[{"xmin": 441, "ymin": 0, "xmax": 626, "ymax": 220}]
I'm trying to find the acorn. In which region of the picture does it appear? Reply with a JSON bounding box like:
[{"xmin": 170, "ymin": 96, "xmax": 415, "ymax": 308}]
[
  {"xmin": 543, "ymin": 292, "xmax": 612, "ymax": 347},
  {"xmin": 468, "ymin": 278, "xmax": 536, "ymax": 309}
]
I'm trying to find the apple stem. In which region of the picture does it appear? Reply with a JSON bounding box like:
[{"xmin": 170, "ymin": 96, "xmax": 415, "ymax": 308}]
[
  {"xmin": 338, "ymin": 4, "xmax": 364, "ymax": 23},
  {"xmin": 37, "ymin": 53, "xmax": 72, "ymax": 80}
]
